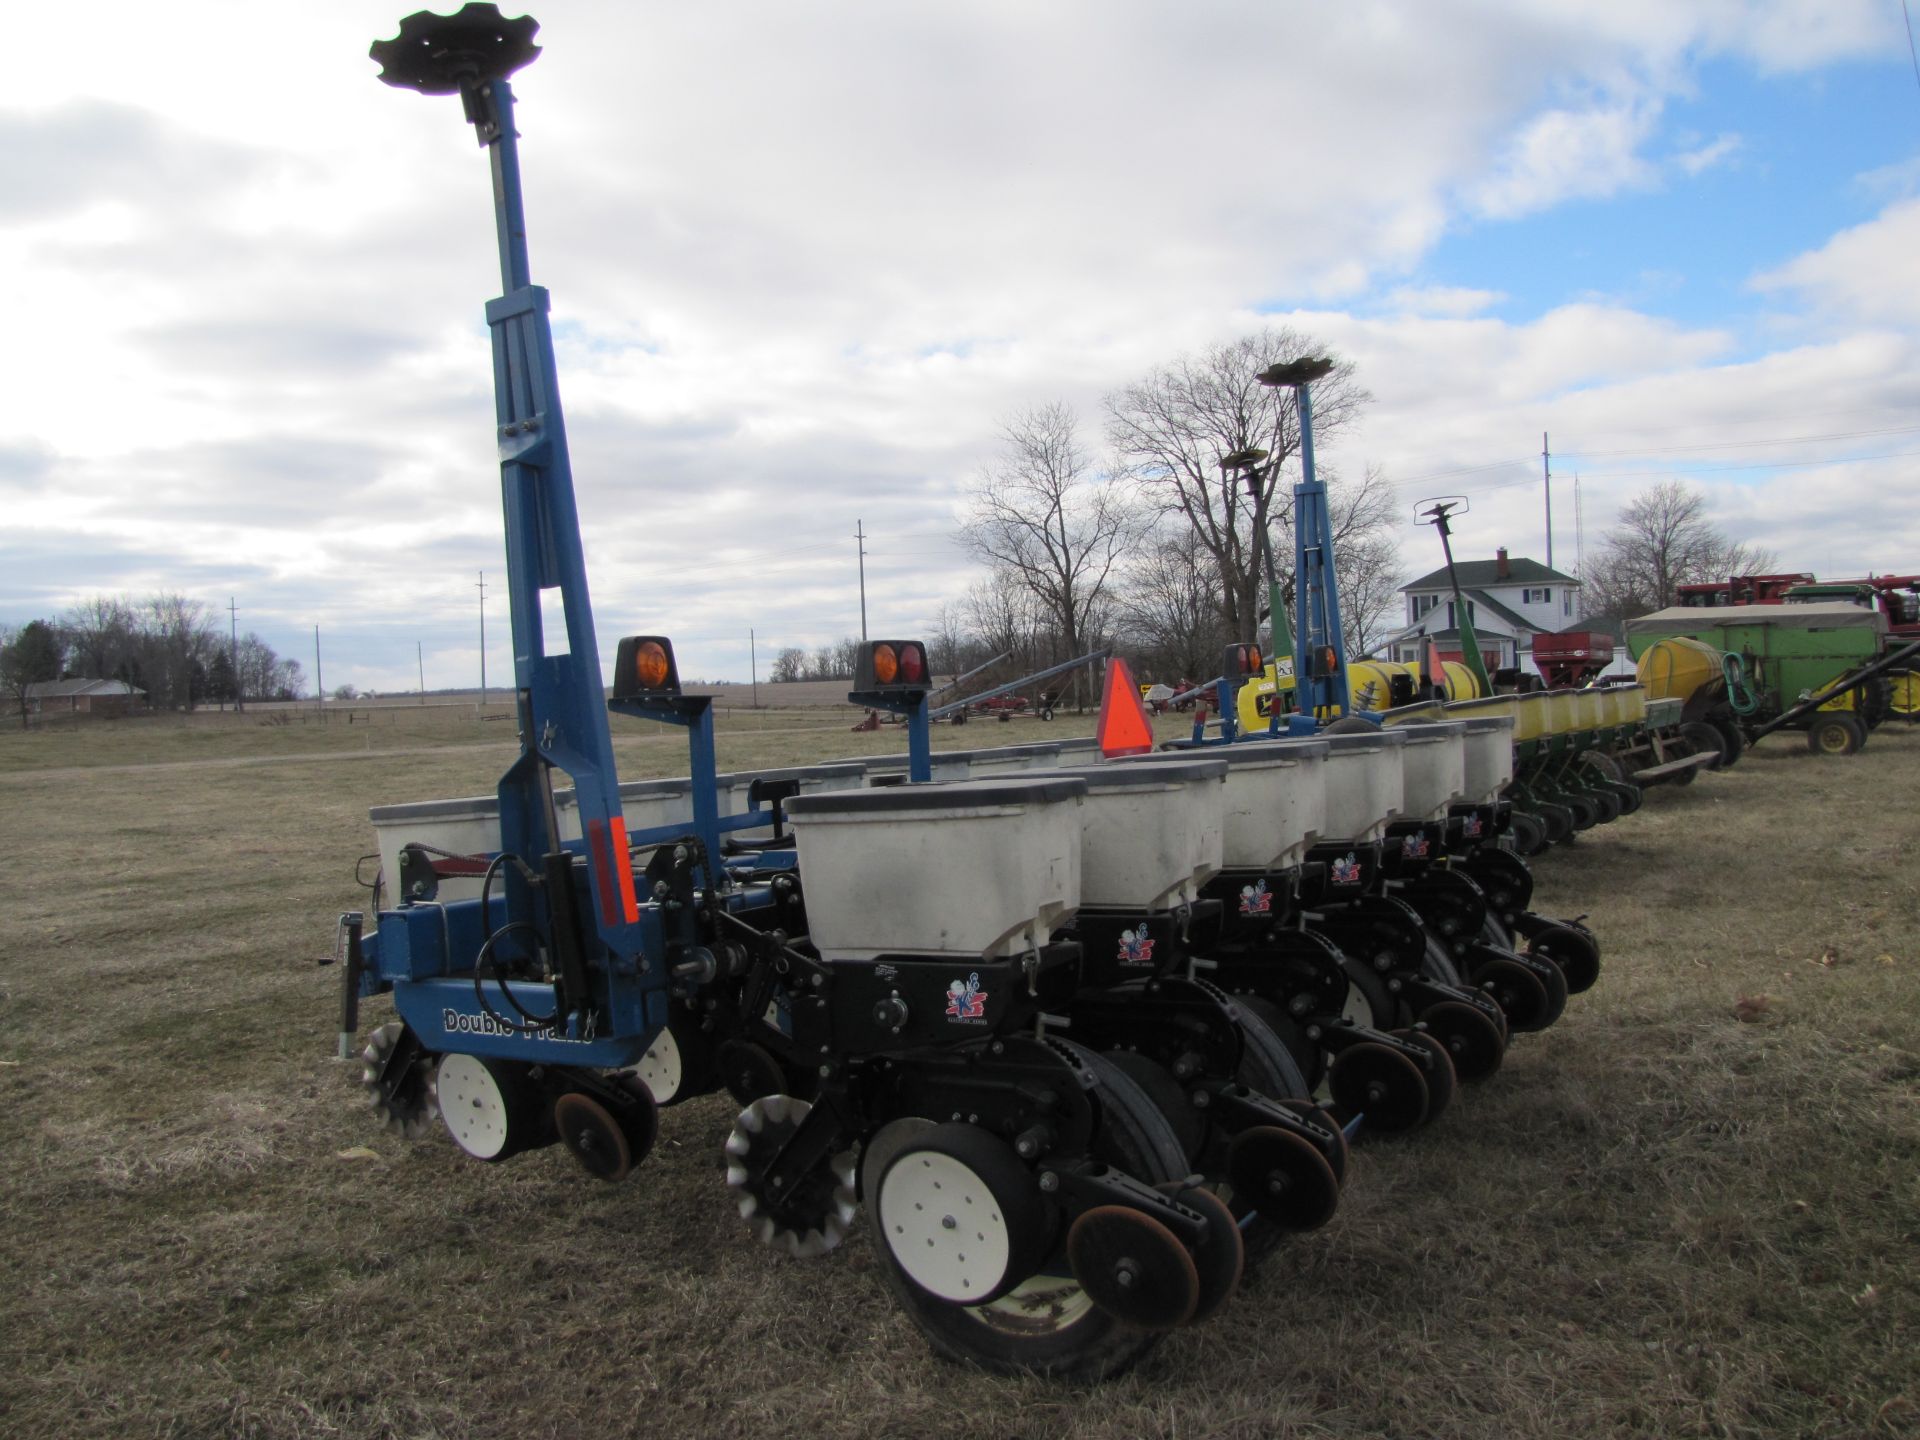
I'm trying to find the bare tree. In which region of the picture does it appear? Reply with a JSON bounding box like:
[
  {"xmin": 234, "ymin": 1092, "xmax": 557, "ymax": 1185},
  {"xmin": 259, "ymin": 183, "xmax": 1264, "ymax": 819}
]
[
  {"xmin": 1327, "ymin": 465, "xmax": 1407, "ymax": 657},
  {"xmin": 1116, "ymin": 523, "xmax": 1226, "ymax": 682},
  {"xmin": 1105, "ymin": 330, "xmax": 1370, "ymax": 642},
  {"xmin": 962, "ymin": 403, "xmax": 1141, "ymax": 708},
  {"xmin": 1581, "ymin": 481, "xmax": 1779, "ymax": 624},
  {"xmin": 61, "ymin": 595, "xmax": 138, "ymax": 682},
  {"xmin": 963, "ymin": 570, "xmax": 1043, "ymax": 677},
  {"xmin": 1, "ymin": 620, "xmax": 65, "ymax": 728},
  {"xmin": 770, "ymin": 647, "xmax": 807, "ymax": 683}
]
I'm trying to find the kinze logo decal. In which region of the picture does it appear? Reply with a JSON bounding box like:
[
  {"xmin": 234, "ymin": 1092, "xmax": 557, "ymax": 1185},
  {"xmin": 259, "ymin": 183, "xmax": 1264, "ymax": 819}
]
[
  {"xmin": 1331, "ymin": 853, "xmax": 1363, "ymax": 886},
  {"xmin": 1403, "ymin": 833, "xmax": 1430, "ymax": 861},
  {"xmin": 1117, "ymin": 928, "xmax": 1156, "ymax": 966},
  {"xmin": 945, "ymin": 973, "xmax": 988, "ymax": 1023},
  {"xmin": 1238, "ymin": 879, "xmax": 1272, "ymax": 916},
  {"xmin": 441, "ymin": 1008, "xmax": 591, "ymax": 1043},
  {"xmin": 1463, "ymin": 813, "xmax": 1483, "ymax": 838}
]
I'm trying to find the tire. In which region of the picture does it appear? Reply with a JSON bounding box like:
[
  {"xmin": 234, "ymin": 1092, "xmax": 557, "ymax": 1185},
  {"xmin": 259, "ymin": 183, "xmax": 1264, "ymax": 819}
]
[
  {"xmin": 1581, "ymin": 749, "xmax": 1629, "ymax": 784},
  {"xmin": 1582, "ymin": 787, "xmax": 1622, "ymax": 825},
  {"xmin": 1338, "ymin": 955, "xmax": 1400, "ymax": 1030},
  {"xmin": 1806, "ymin": 713, "xmax": 1864, "ymax": 757},
  {"xmin": 1710, "ymin": 718, "xmax": 1746, "ymax": 768},
  {"xmin": 1423, "ymin": 934, "xmax": 1465, "ymax": 988},
  {"xmin": 1605, "ymin": 778, "xmax": 1644, "ymax": 816},
  {"xmin": 1680, "ymin": 720, "xmax": 1730, "ymax": 770},
  {"xmin": 864, "ymin": 1042, "xmax": 1191, "ymax": 1381},
  {"xmin": 1227, "ymin": 1006, "xmax": 1324, "ymax": 1265},
  {"xmin": 1560, "ymin": 792, "xmax": 1600, "ymax": 831},
  {"xmin": 1890, "ymin": 667, "xmax": 1920, "ymax": 720},
  {"xmin": 1861, "ymin": 676, "xmax": 1893, "ymax": 730},
  {"xmin": 1508, "ymin": 811, "xmax": 1549, "ymax": 857}
]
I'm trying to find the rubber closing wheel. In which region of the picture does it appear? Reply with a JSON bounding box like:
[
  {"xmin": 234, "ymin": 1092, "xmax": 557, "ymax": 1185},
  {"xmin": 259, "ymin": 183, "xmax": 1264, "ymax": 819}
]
[
  {"xmin": 1066, "ymin": 1206, "xmax": 1200, "ymax": 1330},
  {"xmin": 1226, "ymin": 1125, "xmax": 1340, "ymax": 1232},
  {"xmin": 1393, "ymin": 1030, "xmax": 1457, "ymax": 1121},
  {"xmin": 1471, "ymin": 956, "xmax": 1554, "ymax": 1033},
  {"xmin": 1102, "ymin": 1050, "xmax": 1204, "ymax": 1164},
  {"xmin": 435, "ymin": 1053, "xmax": 544, "ymax": 1161},
  {"xmin": 1509, "ymin": 810, "xmax": 1549, "ymax": 856},
  {"xmin": 1528, "ymin": 924, "xmax": 1601, "ymax": 996},
  {"xmin": 1418, "ymin": 1000, "xmax": 1505, "ymax": 1082},
  {"xmin": 554, "ymin": 1092, "xmax": 633, "ymax": 1182},
  {"xmin": 861, "ymin": 1042, "xmax": 1191, "ymax": 1381},
  {"xmin": 1328, "ymin": 1042, "xmax": 1430, "ymax": 1134},
  {"xmin": 1154, "ymin": 1182, "xmax": 1243, "ymax": 1324},
  {"xmin": 1279, "ymin": 1099, "xmax": 1350, "ymax": 1186},
  {"xmin": 875, "ymin": 1123, "xmax": 1050, "ymax": 1306}
]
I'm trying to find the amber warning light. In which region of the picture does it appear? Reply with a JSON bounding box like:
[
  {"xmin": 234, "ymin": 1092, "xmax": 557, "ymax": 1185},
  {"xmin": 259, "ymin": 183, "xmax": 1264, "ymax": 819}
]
[
  {"xmin": 612, "ymin": 635, "xmax": 681, "ymax": 699},
  {"xmin": 1222, "ymin": 643, "xmax": 1264, "ymax": 679},
  {"xmin": 859, "ymin": 640, "xmax": 929, "ymax": 692}
]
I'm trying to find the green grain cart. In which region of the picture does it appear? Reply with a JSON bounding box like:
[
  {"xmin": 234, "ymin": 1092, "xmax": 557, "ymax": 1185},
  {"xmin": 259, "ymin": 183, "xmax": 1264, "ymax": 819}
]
[{"xmin": 1624, "ymin": 601, "xmax": 1893, "ymax": 756}]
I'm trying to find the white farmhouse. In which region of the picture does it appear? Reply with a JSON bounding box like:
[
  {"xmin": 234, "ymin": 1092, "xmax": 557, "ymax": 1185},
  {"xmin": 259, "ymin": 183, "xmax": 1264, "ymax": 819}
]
[{"xmin": 1375, "ymin": 548, "xmax": 1581, "ymax": 674}]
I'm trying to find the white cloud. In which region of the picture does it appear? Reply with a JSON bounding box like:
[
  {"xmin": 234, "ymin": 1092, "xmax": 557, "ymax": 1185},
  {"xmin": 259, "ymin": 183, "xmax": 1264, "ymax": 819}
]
[
  {"xmin": 1673, "ymin": 132, "xmax": 1742, "ymax": 176},
  {"xmin": 1467, "ymin": 100, "xmax": 1663, "ymax": 219},
  {"xmin": 1752, "ymin": 197, "xmax": 1920, "ymax": 328}
]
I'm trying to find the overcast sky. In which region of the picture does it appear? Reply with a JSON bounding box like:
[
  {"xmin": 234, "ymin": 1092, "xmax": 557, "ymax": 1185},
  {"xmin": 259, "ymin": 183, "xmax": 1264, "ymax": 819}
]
[{"xmin": 5, "ymin": 1, "xmax": 1919, "ymax": 692}]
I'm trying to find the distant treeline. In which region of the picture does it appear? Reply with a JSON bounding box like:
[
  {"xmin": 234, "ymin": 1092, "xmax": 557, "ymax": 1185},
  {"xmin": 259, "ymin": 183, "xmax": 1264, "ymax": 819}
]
[{"xmin": 1, "ymin": 594, "xmax": 306, "ymax": 712}]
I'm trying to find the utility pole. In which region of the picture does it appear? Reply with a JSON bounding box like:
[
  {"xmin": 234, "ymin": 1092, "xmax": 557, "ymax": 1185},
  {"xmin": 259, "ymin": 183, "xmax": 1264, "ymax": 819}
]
[
  {"xmin": 855, "ymin": 520, "xmax": 868, "ymax": 643},
  {"xmin": 1542, "ymin": 431, "xmax": 1554, "ymax": 571},
  {"xmin": 476, "ymin": 569, "xmax": 487, "ymax": 713},
  {"xmin": 228, "ymin": 596, "xmax": 242, "ymax": 713},
  {"xmin": 1573, "ymin": 473, "xmax": 1585, "ymax": 585},
  {"xmin": 750, "ymin": 627, "xmax": 758, "ymax": 709},
  {"xmin": 418, "ymin": 640, "xmax": 426, "ymax": 702},
  {"xmin": 314, "ymin": 625, "xmax": 324, "ymax": 717}
]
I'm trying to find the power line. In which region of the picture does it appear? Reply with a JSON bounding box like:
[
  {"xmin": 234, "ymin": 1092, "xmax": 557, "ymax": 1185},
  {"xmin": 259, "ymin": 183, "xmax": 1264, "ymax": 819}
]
[{"xmin": 1905, "ymin": 0, "xmax": 1920, "ymax": 109}]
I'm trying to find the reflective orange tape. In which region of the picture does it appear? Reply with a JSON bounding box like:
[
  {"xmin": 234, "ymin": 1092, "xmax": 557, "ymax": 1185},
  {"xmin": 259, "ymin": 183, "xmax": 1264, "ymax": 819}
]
[
  {"xmin": 586, "ymin": 819, "xmax": 618, "ymax": 929},
  {"xmin": 609, "ymin": 817, "xmax": 640, "ymax": 923}
]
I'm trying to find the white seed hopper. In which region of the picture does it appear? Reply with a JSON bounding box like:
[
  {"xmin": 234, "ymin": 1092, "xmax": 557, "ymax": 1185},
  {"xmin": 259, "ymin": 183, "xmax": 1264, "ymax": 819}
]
[
  {"xmin": 369, "ymin": 763, "xmax": 866, "ymax": 903},
  {"xmin": 1303, "ymin": 730, "xmax": 1407, "ymax": 842},
  {"xmin": 1112, "ymin": 740, "xmax": 1327, "ymax": 871},
  {"xmin": 784, "ymin": 776, "xmax": 1088, "ymax": 962},
  {"xmin": 1390, "ymin": 721, "xmax": 1469, "ymax": 822},
  {"xmin": 1454, "ymin": 715, "xmax": 1516, "ymax": 803},
  {"xmin": 1052, "ymin": 759, "xmax": 1228, "ymax": 910}
]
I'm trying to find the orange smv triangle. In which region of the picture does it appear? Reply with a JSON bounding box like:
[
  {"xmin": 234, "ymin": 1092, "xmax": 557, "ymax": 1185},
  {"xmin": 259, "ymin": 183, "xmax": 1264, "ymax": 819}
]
[{"xmin": 1098, "ymin": 656, "xmax": 1157, "ymax": 758}]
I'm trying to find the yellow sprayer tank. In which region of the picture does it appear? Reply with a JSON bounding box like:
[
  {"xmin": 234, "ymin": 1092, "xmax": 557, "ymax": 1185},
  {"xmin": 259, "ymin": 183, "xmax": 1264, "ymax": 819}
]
[
  {"xmin": 1635, "ymin": 636, "xmax": 1722, "ymax": 705},
  {"xmin": 1346, "ymin": 660, "xmax": 1401, "ymax": 712},
  {"xmin": 1438, "ymin": 661, "xmax": 1482, "ymax": 701}
]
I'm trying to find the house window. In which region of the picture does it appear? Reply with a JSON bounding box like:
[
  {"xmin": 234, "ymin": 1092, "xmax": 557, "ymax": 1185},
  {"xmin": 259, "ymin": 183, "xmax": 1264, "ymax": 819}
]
[
  {"xmin": 1522, "ymin": 587, "xmax": 1551, "ymax": 605},
  {"xmin": 1446, "ymin": 600, "xmax": 1475, "ymax": 628},
  {"xmin": 1564, "ymin": 592, "xmax": 1573, "ymax": 617},
  {"xmin": 1410, "ymin": 593, "xmax": 1438, "ymax": 621}
]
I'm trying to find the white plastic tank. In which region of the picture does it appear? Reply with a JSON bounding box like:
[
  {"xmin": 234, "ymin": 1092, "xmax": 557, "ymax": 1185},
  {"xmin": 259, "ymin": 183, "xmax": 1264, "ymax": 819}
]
[
  {"xmin": 1310, "ymin": 730, "xmax": 1407, "ymax": 841},
  {"xmin": 1455, "ymin": 715, "xmax": 1516, "ymax": 803},
  {"xmin": 369, "ymin": 764, "xmax": 863, "ymax": 904},
  {"xmin": 785, "ymin": 776, "xmax": 1087, "ymax": 962},
  {"xmin": 1393, "ymin": 722, "xmax": 1468, "ymax": 821},
  {"xmin": 1112, "ymin": 741, "xmax": 1327, "ymax": 871},
  {"xmin": 1053, "ymin": 759, "xmax": 1228, "ymax": 910}
]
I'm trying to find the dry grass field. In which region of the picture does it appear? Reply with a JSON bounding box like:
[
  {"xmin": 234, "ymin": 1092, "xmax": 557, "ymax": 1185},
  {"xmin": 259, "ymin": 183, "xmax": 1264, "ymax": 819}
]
[{"xmin": 0, "ymin": 707, "xmax": 1915, "ymax": 1440}]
